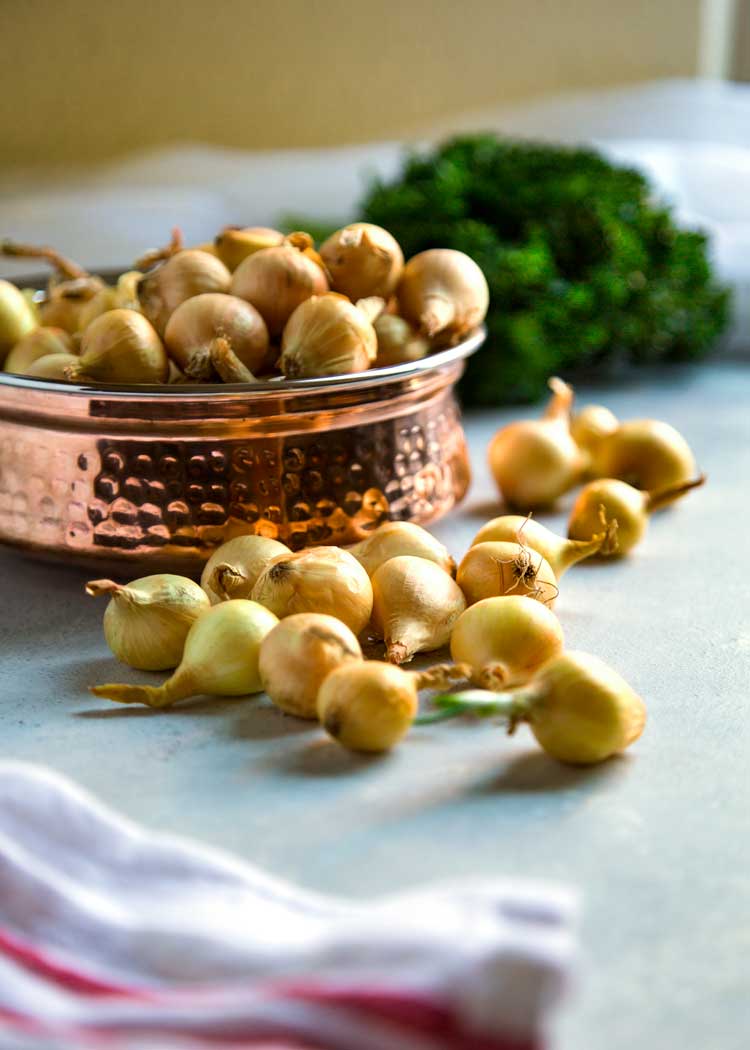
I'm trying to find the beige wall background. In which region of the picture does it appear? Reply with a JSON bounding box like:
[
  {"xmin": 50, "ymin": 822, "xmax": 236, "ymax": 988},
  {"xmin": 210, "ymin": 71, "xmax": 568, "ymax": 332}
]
[{"xmin": 1, "ymin": 0, "xmax": 705, "ymax": 172}]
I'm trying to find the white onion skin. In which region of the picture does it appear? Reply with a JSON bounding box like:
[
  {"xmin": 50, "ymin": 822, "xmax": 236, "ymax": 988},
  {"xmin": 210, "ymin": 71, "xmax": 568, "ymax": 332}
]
[
  {"xmin": 321, "ymin": 223, "xmax": 404, "ymax": 302},
  {"xmin": 164, "ymin": 293, "xmax": 270, "ymax": 379},
  {"xmin": 397, "ymin": 249, "xmax": 489, "ymax": 341},
  {"xmin": 571, "ymin": 404, "xmax": 619, "ymax": 467},
  {"xmin": 231, "ymin": 246, "xmax": 328, "ymax": 336}
]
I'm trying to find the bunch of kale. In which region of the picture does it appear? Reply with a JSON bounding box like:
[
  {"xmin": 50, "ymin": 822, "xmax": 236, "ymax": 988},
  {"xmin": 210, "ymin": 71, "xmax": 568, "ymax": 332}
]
[{"xmin": 361, "ymin": 135, "xmax": 730, "ymax": 404}]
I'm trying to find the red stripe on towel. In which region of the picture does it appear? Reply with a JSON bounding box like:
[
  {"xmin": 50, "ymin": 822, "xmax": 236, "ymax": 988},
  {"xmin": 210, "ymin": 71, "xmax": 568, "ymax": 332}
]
[{"xmin": 0, "ymin": 927, "xmax": 150, "ymax": 999}]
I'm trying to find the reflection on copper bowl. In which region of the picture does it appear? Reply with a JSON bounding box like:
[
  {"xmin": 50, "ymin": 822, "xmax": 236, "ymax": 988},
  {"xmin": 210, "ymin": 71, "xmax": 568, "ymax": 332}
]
[{"xmin": 0, "ymin": 275, "xmax": 484, "ymax": 573}]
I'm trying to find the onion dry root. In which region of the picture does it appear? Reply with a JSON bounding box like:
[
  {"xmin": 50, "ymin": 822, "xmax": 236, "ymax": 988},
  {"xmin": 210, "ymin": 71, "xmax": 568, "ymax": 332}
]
[
  {"xmin": 457, "ymin": 541, "xmax": 558, "ymax": 607},
  {"xmin": 471, "ymin": 512, "xmax": 617, "ymax": 576}
]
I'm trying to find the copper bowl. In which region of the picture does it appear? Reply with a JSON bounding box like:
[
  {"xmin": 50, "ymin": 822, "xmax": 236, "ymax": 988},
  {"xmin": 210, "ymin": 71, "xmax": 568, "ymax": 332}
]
[{"xmin": 0, "ymin": 278, "xmax": 483, "ymax": 572}]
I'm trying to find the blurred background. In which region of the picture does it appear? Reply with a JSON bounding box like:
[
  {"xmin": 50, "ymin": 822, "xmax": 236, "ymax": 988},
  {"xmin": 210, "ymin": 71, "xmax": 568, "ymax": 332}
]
[
  {"xmin": 2, "ymin": 0, "xmax": 748, "ymax": 166},
  {"xmin": 2, "ymin": 0, "xmax": 750, "ymax": 360}
]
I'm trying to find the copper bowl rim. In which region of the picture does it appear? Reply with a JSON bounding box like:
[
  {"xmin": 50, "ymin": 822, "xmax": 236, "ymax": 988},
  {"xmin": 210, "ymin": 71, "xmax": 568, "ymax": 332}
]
[{"xmin": 2, "ymin": 270, "xmax": 485, "ymax": 400}]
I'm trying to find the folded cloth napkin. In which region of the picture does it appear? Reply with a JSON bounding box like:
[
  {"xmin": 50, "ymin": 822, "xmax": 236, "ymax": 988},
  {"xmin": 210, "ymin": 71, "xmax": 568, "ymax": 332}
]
[{"xmin": 0, "ymin": 763, "xmax": 575, "ymax": 1050}]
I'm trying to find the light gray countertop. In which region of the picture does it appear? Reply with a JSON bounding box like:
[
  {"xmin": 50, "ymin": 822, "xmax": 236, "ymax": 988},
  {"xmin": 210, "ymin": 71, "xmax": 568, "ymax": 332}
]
[{"xmin": 1, "ymin": 362, "xmax": 748, "ymax": 1049}]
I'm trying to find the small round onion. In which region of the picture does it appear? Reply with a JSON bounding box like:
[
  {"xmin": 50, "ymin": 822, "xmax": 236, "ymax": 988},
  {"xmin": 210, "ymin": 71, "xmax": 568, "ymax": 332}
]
[
  {"xmin": 164, "ymin": 293, "xmax": 270, "ymax": 380},
  {"xmin": 138, "ymin": 250, "xmax": 231, "ymax": 335},
  {"xmin": 231, "ymin": 245, "xmax": 328, "ymax": 336},
  {"xmin": 259, "ymin": 613, "xmax": 363, "ymax": 719},
  {"xmin": 397, "ymin": 248, "xmax": 489, "ymax": 342},
  {"xmin": 4, "ymin": 327, "xmax": 72, "ymax": 374},
  {"xmin": 280, "ymin": 294, "xmax": 377, "ymax": 379},
  {"xmin": 373, "ymin": 314, "xmax": 430, "ymax": 367},
  {"xmin": 71, "ymin": 309, "xmax": 169, "ymax": 383},
  {"xmin": 320, "ymin": 223, "xmax": 404, "ymax": 301},
  {"xmin": 24, "ymin": 353, "xmax": 80, "ymax": 381},
  {"xmin": 214, "ymin": 226, "xmax": 285, "ymax": 271},
  {"xmin": 0, "ymin": 279, "xmax": 37, "ymax": 359}
]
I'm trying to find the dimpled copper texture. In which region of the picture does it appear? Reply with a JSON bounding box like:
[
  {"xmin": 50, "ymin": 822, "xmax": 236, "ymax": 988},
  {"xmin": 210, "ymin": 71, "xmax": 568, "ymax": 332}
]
[{"xmin": 0, "ymin": 327, "xmax": 483, "ymax": 573}]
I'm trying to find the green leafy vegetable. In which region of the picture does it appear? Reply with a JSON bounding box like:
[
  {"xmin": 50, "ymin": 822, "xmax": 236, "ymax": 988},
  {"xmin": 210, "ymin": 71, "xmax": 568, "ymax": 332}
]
[{"xmin": 361, "ymin": 135, "xmax": 730, "ymax": 404}]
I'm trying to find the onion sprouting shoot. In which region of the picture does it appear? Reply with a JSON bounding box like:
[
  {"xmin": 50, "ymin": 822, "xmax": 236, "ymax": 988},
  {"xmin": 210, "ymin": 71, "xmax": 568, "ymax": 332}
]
[
  {"xmin": 592, "ymin": 418, "xmax": 698, "ymax": 492},
  {"xmin": 397, "ymin": 248, "xmax": 489, "ymax": 342},
  {"xmin": 450, "ymin": 596, "xmax": 564, "ymax": 689},
  {"xmin": 317, "ymin": 660, "xmax": 470, "ymax": 752},
  {"xmin": 347, "ymin": 520, "xmax": 455, "ymax": 578},
  {"xmin": 251, "ymin": 546, "xmax": 373, "ymax": 635},
  {"xmin": 279, "ymin": 294, "xmax": 377, "ymax": 378},
  {"xmin": 568, "ymin": 475, "xmax": 705, "ymax": 555},
  {"xmin": 201, "ymin": 534, "xmax": 290, "ymax": 604},
  {"xmin": 164, "ymin": 292, "xmax": 269, "ymax": 380},
  {"xmin": 86, "ymin": 574, "xmax": 210, "ymax": 671},
  {"xmin": 91, "ymin": 599, "xmax": 278, "ymax": 708},
  {"xmin": 457, "ymin": 541, "xmax": 558, "ymax": 607},
  {"xmin": 487, "ymin": 377, "xmax": 585, "ymax": 509},
  {"xmin": 259, "ymin": 613, "xmax": 363, "ymax": 719},
  {"xmin": 231, "ymin": 245, "xmax": 328, "ymax": 337},
  {"xmin": 370, "ymin": 555, "xmax": 466, "ymax": 664},
  {"xmin": 419, "ymin": 651, "xmax": 646, "ymax": 766},
  {"xmin": 320, "ymin": 223, "xmax": 404, "ymax": 302},
  {"xmin": 471, "ymin": 513, "xmax": 617, "ymax": 576}
]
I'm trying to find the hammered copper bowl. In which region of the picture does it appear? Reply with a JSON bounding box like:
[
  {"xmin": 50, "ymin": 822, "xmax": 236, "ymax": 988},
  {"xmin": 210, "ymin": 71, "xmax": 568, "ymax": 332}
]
[{"xmin": 0, "ymin": 295, "xmax": 483, "ymax": 572}]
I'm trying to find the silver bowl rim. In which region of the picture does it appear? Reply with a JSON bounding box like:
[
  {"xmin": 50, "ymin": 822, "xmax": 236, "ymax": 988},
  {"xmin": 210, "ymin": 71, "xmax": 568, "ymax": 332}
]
[{"xmin": 1, "ymin": 271, "xmax": 485, "ymax": 399}]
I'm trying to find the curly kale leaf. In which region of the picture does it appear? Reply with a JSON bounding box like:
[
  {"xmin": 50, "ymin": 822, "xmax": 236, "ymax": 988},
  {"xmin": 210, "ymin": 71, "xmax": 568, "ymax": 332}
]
[{"xmin": 362, "ymin": 135, "xmax": 730, "ymax": 404}]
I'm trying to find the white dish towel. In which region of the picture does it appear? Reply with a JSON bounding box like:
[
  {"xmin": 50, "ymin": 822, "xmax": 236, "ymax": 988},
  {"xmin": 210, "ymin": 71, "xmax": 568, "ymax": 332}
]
[{"xmin": 0, "ymin": 762, "xmax": 575, "ymax": 1049}]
